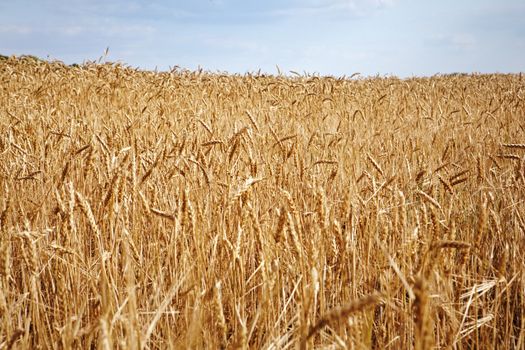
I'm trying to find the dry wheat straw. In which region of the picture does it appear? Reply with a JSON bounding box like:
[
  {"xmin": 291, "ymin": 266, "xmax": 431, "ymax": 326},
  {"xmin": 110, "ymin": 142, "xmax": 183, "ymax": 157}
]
[
  {"xmin": 438, "ymin": 174, "xmax": 454, "ymax": 194},
  {"xmin": 430, "ymin": 240, "xmax": 471, "ymax": 250},
  {"xmin": 245, "ymin": 111, "xmax": 260, "ymax": 132},
  {"xmin": 413, "ymin": 276, "xmax": 433, "ymax": 350},
  {"xmin": 214, "ymin": 281, "xmax": 228, "ymax": 346},
  {"xmin": 201, "ymin": 140, "xmax": 224, "ymax": 147},
  {"xmin": 306, "ymin": 294, "xmax": 382, "ymax": 340},
  {"xmin": 417, "ymin": 190, "xmax": 442, "ymax": 210},
  {"xmin": 501, "ymin": 143, "xmax": 525, "ymax": 150},
  {"xmin": 367, "ymin": 154, "xmax": 384, "ymax": 177},
  {"xmin": 1, "ymin": 57, "xmax": 522, "ymax": 350},
  {"xmin": 497, "ymin": 154, "xmax": 521, "ymax": 160}
]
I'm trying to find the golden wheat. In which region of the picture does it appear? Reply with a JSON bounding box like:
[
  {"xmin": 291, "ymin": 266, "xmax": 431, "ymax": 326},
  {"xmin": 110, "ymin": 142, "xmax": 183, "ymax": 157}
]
[{"xmin": 0, "ymin": 56, "xmax": 523, "ymax": 349}]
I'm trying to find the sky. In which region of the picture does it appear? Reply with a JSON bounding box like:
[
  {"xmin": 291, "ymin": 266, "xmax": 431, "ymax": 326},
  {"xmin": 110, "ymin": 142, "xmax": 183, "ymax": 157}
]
[{"xmin": 1, "ymin": 0, "xmax": 524, "ymax": 77}]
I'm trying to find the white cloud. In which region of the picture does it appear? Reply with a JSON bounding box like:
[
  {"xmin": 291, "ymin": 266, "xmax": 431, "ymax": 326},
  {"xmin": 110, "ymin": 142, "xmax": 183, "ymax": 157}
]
[
  {"xmin": 284, "ymin": 0, "xmax": 395, "ymax": 14},
  {"xmin": 0, "ymin": 25, "xmax": 33, "ymax": 34},
  {"xmin": 264, "ymin": 0, "xmax": 396, "ymax": 21},
  {"xmin": 431, "ymin": 33, "xmax": 477, "ymax": 50},
  {"xmin": 40, "ymin": 0, "xmax": 145, "ymax": 16},
  {"xmin": 450, "ymin": 34, "xmax": 476, "ymax": 50},
  {"xmin": 201, "ymin": 36, "xmax": 269, "ymax": 55},
  {"xmin": 10, "ymin": 21, "xmax": 156, "ymax": 38}
]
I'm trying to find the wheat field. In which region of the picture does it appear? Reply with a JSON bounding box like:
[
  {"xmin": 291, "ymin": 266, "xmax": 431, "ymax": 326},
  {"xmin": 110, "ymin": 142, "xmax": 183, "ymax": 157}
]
[{"xmin": 0, "ymin": 56, "xmax": 524, "ymax": 349}]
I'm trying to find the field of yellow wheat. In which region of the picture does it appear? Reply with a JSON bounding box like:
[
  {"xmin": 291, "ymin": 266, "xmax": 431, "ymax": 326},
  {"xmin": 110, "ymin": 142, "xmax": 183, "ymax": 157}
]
[{"xmin": 0, "ymin": 56, "xmax": 523, "ymax": 349}]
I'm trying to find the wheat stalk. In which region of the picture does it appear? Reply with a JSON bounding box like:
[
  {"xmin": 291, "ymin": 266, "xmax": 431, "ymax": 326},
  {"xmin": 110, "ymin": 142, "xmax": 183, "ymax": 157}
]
[{"xmin": 306, "ymin": 293, "xmax": 382, "ymax": 340}]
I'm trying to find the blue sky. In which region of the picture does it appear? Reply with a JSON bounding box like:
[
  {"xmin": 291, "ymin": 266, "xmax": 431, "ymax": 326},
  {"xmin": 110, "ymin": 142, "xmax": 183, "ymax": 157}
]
[{"xmin": 1, "ymin": 0, "xmax": 524, "ymax": 77}]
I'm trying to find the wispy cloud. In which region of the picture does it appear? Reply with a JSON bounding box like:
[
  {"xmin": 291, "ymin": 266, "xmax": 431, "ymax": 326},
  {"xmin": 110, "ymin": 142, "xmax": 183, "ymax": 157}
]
[
  {"xmin": 430, "ymin": 33, "xmax": 477, "ymax": 51},
  {"xmin": 268, "ymin": 0, "xmax": 396, "ymax": 18},
  {"xmin": 40, "ymin": 0, "xmax": 147, "ymax": 16},
  {"xmin": 0, "ymin": 25, "xmax": 33, "ymax": 35},
  {"xmin": 0, "ymin": 0, "xmax": 523, "ymax": 76},
  {"xmin": 449, "ymin": 34, "xmax": 477, "ymax": 50},
  {"xmin": 201, "ymin": 36, "xmax": 269, "ymax": 55},
  {"xmin": 0, "ymin": 21, "xmax": 155, "ymax": 39}
]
